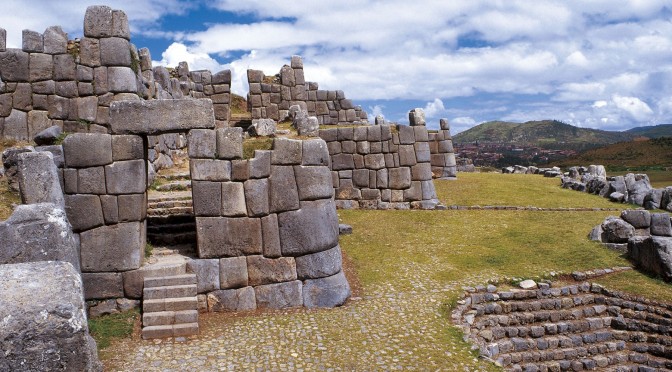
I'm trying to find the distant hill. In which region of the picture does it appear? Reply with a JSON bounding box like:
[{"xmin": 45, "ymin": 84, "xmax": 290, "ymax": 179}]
[
  {"xmin": 552, "ymin": 137, "xmax": 672, "ymax": 169},
  {"xmin": 625, "ymin": 124, "xmax": 672, "ymax": 138},
  {"xmin": 453, "ymin": 120, "xmax": 636, "ymax": 150}
]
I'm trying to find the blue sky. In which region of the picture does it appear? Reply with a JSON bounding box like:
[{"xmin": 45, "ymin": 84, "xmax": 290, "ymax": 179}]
[{"xmin": 2, "ymin": 1, "xmax": 672, "ymax": 133}]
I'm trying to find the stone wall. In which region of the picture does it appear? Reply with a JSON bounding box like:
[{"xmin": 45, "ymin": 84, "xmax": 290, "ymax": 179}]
[
  {"xmin": 318, "ymin": 123, "xmax": 441, "ymax": 210},
  {"xmin": 453, "ymin": 281, "xmax": 672, "ymax": 370},
  {"xmin": 429, "ymin": 118, "xmax": 457, "ymax": 178},
  {"xmin": 0, "ymin": 5, "xmax": 231, "ymax": 142},
  {"xmin": 187, "ymin": 130, "xmax": 350, "ymax": 309},
  {"xmin": 247, "ymin": 56, "xmax": 368, "ymax": 124}
]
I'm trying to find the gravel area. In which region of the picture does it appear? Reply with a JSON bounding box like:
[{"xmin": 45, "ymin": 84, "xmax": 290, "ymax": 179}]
[{"xmin": 103, "ymin": 280, "xmax": 497, "ymax": 371}]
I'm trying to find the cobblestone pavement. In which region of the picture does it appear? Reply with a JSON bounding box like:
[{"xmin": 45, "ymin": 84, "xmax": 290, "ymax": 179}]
[{"xmin": 103, "ymin": 280, "xmax": 497, "ymax": 371}]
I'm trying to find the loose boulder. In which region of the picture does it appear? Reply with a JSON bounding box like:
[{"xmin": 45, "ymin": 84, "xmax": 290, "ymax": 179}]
[{"xmin": 601, "ymin": 216, "xmax": 635, "ymax": 243}]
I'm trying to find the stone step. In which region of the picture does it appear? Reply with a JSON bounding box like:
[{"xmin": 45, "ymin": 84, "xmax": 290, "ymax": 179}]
[
  {"xmin": 147, "ymin": 206, "xmax": 193, "ymax": 216},
  {"xmin": 141, "ymin": 322, "xmax": 199, "ymax": 339},
  {"xmin": 147, "ymin": 232, "xmax": 197, "ymax": 246},
  {"xmin": 143, "ymin": 296, "xmax": 198, "ymax": 313},
  {"xmin": 147, "ymin": 213, "xmax": 195, "ymax": 225},
  {"xmin": 147, "ymin": 200, "xmax": 193, "ymax": 210},
  {"xmin": 147, "ymin": 194, "xmax": 193, "ymax": 204},
  {"xmin": 158, "ymin": 172, "xmax": 190, "ymax": 181},
  {"xmin": 144, "ymin": 274, "xmax": 196, "ymax": 288},
  {"xmin": 498, "ymin": 342, "xmax": 627, "ymax": 368},
  {"xmin": 509, "ymin": 351, "xmax": 628, "ymax": 371},
  {"xmin": 143, "ymin": 284, "xmax": 197, "ymax": 300},
  {"xmin": 142, "ymin": 310, "xmax": 198, "ymax": 327},
  {"xmin": 155, "ymin": 181, "xmax": 191, "ymax": 192},
  {"xmin": 150, "ymin": 244, "xmax": 197, "ymax": 257}
]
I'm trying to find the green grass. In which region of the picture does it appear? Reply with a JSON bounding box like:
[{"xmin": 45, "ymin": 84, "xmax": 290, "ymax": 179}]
[
  {"xmin": 435, "ymin": 173, "xmax": 633, "ymax": 209},
  {"xmin": 594, "ymin": 270, "xmax": 672, "ymax": 303},
  {"xmin": 88, "ymin": 309, "xmax": 139, "ymax": 350},
  {"xmin": 243, "ymin": 137, "xmax": 274, "ymax": 159}
]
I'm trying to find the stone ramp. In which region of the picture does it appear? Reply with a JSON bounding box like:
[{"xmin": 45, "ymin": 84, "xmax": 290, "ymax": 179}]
[
  {"xmin": 454, "ymin": 282, "xmax": 672, "ymax": 371},
  {"xmin": 142, "ymin": 273, "xmax": 199, "ymax": 339}
]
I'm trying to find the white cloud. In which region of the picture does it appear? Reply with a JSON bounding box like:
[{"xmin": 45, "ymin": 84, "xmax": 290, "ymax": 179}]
[
  {"xmin": 612, "ymin": 94, "xmax": 654, "ymax": 121},
  {"xmin": 424, "ymin": 99, "xmax": 447, "ymax": 119},
  {"xmin": 154, "ymin": 42, "xmax": 225, "ymax": 73}
]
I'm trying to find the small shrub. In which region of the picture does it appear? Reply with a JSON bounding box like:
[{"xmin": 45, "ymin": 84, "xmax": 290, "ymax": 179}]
[{"xmin": 145, "ymin": 242, "xmax": 153, "ymax": 258}]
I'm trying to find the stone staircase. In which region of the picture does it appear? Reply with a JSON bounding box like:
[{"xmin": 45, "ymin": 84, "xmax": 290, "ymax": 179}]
[
  {"xmin": 455, "ymin": 282, "xmax": 672, "ymax": 371},
  {"xmin": 141, "ymin": 273, "xmax": 199, "ymax": 339},
  {"xmin": 147, "ymin": 191, "xmax": 196, "ymax": 247}
]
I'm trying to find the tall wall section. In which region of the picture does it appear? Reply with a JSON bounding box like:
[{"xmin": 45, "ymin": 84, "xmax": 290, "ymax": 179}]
[
  {"xmin": 247, "ymin": 56, "xmax": 368, "ymax": 125},
  {"xmin": 0, "ymin": 5, "xmax": 232, "ymax": 142}
]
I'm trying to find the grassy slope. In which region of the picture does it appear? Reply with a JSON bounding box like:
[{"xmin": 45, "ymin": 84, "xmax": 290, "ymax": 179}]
[
  {"xmin": 454, "ymin": 120, "xmax": 634, "ymax": 146},
  {"xmin": 553, "ymin": 137, "xmax": 672, "ymax": 170},
  {"xmin": 626, "ymin": 124, "xmax": 672, "ymax": 138}
]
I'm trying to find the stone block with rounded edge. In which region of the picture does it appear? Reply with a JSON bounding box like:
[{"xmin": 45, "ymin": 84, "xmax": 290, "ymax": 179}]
[
  {"xmin": 388, "ymin": 167, "xmax": 412, "ymax": 189},
  {"xmin": 620, "ymin": 210, "xmax": 651, "ymax": 229},
  {"xmin": 81, "ymin": 272, "xmax": 124, "ymax": 300},
  {"xmin": 64, "ymin": 194, "xmax": 104, "ymax": 232},
  {"xmin": 80, "ymin": 222, "xmax": 143, "ymax": 272},
  {"xmin": 302, "ymin": 271, "xmax": 350, "ymax": 308},
  {"xmin": 600, "ymin": 216, "xmax": 635, "ymax": 243},
  {"xmin": 244, "ymin": 178, "xmax": 269, "ymax": 217},
  {"xmin": 187, "ymin": 259, "xmax": 220, "ymax": 294},
  {"xmin": 254, "ymin": 280, "xmax": 303, "ymax": 309},
  {"xmin": 105, "ymin": 159, "xmax": 145, "ymax": 194},
  {"xmin": 269, "ymin": 165, "xmax": 300, "ymax": 213},
  {"xmin": 208, "ymin": 287, "xmax": 256, "ymax": 312},
  {"xmin": 197, "ymin": 217, "xmax": 262, "ymax": 258},
  {"xmin": 110, "ymin": 99, "xmax": 215, "ymax": 135},
  {"xmin": 219, "ymin": 256, "xmax": 248, "ymax": 289},
  {"xmin": 192, "ymin": 181, "xmax": 222, "ymax": 217},
  {"xmin": 0, "ymin": 261, "xmax": 102, "ymax": 371},
  {"xmin": 650, "ymin": 213, "xmax": 672, "ymax": 237},
  {"xmin": 294, "ymin": 165, "xmax": 334, "ymax": 201},
  {"xmin": 247, "ymin": 255, "xmax": 297, "ymax": 286},
  {"xmin": 100, "ymin": 37, "xmax": 131, "ymax": 66},
  {"xmin": 262, "ymin": 214, "xmax": 282, "ymax": 258},
  {"xmin": 112, "ymin": 135, "xmax": 144, "ymax": 161},
  {"xmin": 0, "ymin": 203, "xmax": 80, "ymax": 271},
  {"xmin": 302, "ymin": 139, "xmax": 330, "ymax": 166},
  {"xmin": 221, "ymin": 182, "xmax": 247, "ymax": 217},
  {"xmin": 17, "ymin": 151, "xmax": 64, "ymax": 208},
  {"xmin": 216, "ymin": 127, "xmax": 243, "ymax": 160},
  {"xmin": 249, "ymin": 150, "xmax": 271, "ymax": 179},
  {"xmin": 63, "ymin": 133, "xmax": 113, "ymax": 167},
  {"xmin": 278, "ymin": 199, "xmax": 339, "ymax": 256},
  {"xmin": 84, "ymin": 5, "xmax": 113, "ymax": 37},
  {"xmin": 295, "ymin": 245, "xmax": 343, "ymax": 279},
  {"xmin": 107, "ymin": 66, "xmax": 136, "ymax": 92},
  {"xmin": 272, "ymin": 138, "xmax": 302, "ymax": 165}
]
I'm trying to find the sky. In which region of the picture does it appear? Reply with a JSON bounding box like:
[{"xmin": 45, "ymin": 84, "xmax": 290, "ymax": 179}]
[{"xmin": 1, "ymin": 1, "xmax": 671, "ymax": 133}]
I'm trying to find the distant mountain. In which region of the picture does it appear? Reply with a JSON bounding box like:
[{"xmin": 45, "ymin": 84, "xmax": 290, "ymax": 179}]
[
  {"xmin": 552, "ymin": 137, "xmax": 672, "ymax": 169},
  {"xmin": 625, "ymin": 124, "xmax": 672, "ymax": 138},
  {"xmin": 453, "ymin": 120, "xmax": 636, "ymax": 150}
]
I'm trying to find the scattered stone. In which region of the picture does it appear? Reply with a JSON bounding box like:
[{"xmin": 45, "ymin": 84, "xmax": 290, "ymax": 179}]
[{"xmin": 518, "ymin": 280, "xmax": 537, "ymax": 289}]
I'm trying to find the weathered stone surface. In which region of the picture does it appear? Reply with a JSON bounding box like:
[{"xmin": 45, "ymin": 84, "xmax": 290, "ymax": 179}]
[
  {"xmin": 100, "ymin": 37, "xmax": 131, "ymax": 66},
  {"xmin": 187, "ymin": 259, "xmax": 220, "ymax": 294},
  {"xmin": 389, "ymin": 167, "xmax": 412, "ymax": 189},
  {"xmin": 111, "ymin": 135, "xmax": 143, "ymax": 161},
  {"xmin": 244, "ymin": 178, "xmax": 269, "ymax": 217},
  {"xmin": 272, "ymin": 138, "xmax": 302, "ymax": 165},
  {"xmin": 0, "ymin": 203, "xmax": 79, "ymax": 271},
  {"xmin": 295, "ymin": 245, "xmax": 343, "ymax": 279},
  {"xmin": 33, "ymin": 125, "xmax": 62, "ymax": 146},
  {"xmin": 248, "ymin": 150, "xmax": 271, "ymax": 179},
  {"xmin": 302, "ymin": 271, "xmax": 350, "ymax": 308},
  {"xmin": 3, "ymin": 109, "xmax": 28, "ymax": 140},
  {"xmin": 408, "ymin": 108, "xmax": 426, "ymax": 126},
  {"xmin": 107, "ymin": 66, "xmax": 136, "ymax": 92},
  {"xmin": 0, "ymin": 49, "xmax": 30, "ymax": 81},
  {"xmin": 34, "ymin": 145, "xmax": 64, "ymax": 168},
  {"xmin": 105, "ymin": 159, "xmax": 145, "ymax": 194},
  {"xmin": 29, "ymin": 53, "xmax": 53, "ymax": 82},
  {"xmin": 100, "ymin": 195, "xmax": 119, "ymax": 224},
  {"xmin": 84, "ymin": 5, "xmax": 113, "ymax": 37},
  {"xmin": 269, "ymin": 165, "xmax": 300, "ymax": 213},
  {"xmin": 77, "ymin": 166, "xmax": 106, "ymax": 194},
  {"xmin": 247, "ymin": 255, "xmax": 297, "ymax": 286},
  {"xmin": 302, "ymin": 139, "xmax": 330, "ymax": 166},
  {"xmin": 63, "ymin": 133, "xmax": 112, "ymax": 167},
  {"xmin": 601, "ymin": 216, "xmax": 635, "ymax": 243},
  {"xmin": 219, "ymin": 256, "xmax": 248, "ymax": 289},
  {"xmin": 22, "ymin": 30, "xmax": 43, "ymax": 52},
  {"xmin": 620, "ymin": 209, "xmax": 651, "ymax": 229},
  {"xmin": 187, "ymin": 129, "xmax": 216, "ymax": 159},
  {"xmin": 17, "ymin": 151, "xmax": 64, "ymax": 207},
  {"xmin": 0, "ymin": 261, "xmax": 102, "ymax": 371},
  {"xmin": 222, "ymin": 182, "xmax": 247, "ymax": 217},
  {"xmin": 254, "ymin": 280, "xmax": 303, "ymax": 309},
  {"xmin": 215, "ymin": 127, "xmax": 243, "ymax": 160},
  {"xmin": 650, "ymin": 213, "xmax": 672, "ymax": 237},
  {"xmin": 80, "ymin": 222, "xmax": 143, "ymax": 272},
  {"xmin": 208, "ymin": 287, "xmax": 257, "ymax": 312},
  {"xmin": 294, "ymin": 165, "xmax": 333, "ymax": 201},
  {"xmin": 110, "ymin": 99, "xmax": 215, "ymax": 134},
  {"xmin": 43, "ymin": 26, "xmax": 67, "ymax": 54},
  {"xmin": 118, "ymin": 194, "xmax": 145, "ymax": 221},
  {"xmin": 261, "ymin": 214, "xmax": 282, "ymax": 258},
  {"xmin": 190, "ymin": 159, "xmax": 231, "ymax": 181},
  {"xmin": 250, "ymin": 118, "xmax": 276, "ymax": 136},
  {"xmin": 278, "ymin": 199, "xmax": 339, "ymax": 256},
  {"xmin": 81, "ymin": 272, "xmax": 124, "ymax": 300},
  {"xmin": 192, "ymin": 181, "xmax": 222, "ymax": 216},
  {"xmin": 628, "ymin": 236, "xmax": 672, "ymax": 281},
  {"xmin": 64, "ymin": 194, "xmax": 104, "ymax": 232},
  {"xmin": 197, "ymin": 217, "xmax": 262, "ymax": 258}
]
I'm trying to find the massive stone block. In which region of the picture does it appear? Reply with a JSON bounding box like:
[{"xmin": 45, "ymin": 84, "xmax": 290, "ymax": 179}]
[
  {"xmin": 244, "ymin": 178, "xmax": 269, "ymax": 217},
  {"xmin": 294, "ymin": 165, "xmax": 334, "ymax": 201},
  {"xmin": 0, "ymin": 49, "xmax": 30, "ymax": 81},
  {"xmin": 0, "ymin": 261, "xmax": 102, "ymax": 371},
  {"xmin": 216, "ymin": 127, "xmax": 243, "ymax": 160},
  {"xmin": 187, "ymin": 259, "xmax": 220, "ymax": 294},
  {"xmin": 221, "ymin": 182, "xmax": 247, "ymax": 217},
  {"xmin": 0, "ymin": 203, "xmax": 80, "ymax": 271},
  {"xmin": 197, "ymin": 217, "xmax": 263, "ymax": 258},
  {"xmin": 278, "ymin": 199, "xmax": 339, "ymax": 256},
  {"xmin": 254, "ymin": 280, "xmax": 303, "ymax": 309},
  {"xmin": 80, "ymin": 222, "xmax": 143, "ymax": 272},
  {"xmin": 105, "ymin": 159, "xmax": 146, "ymax": 194},
  {"xmin": 110, "ymin": 99, "xmax": 215, "ymax": 134},
  {"xmin": 650, "ymin": 213, "xmax": 672, "ymax": 237},
  {"xmin": 63, "ymin": 133, "xmax": 113, "ymax": 168},
  {"xmin": 302, "ymin": 271, "xmax": 351, "ymax": 308},
  {"xmin": 219, "ymin": 256, "xmax": 248, "ymax": 289},
  {"xmin": 628, "ymin": 236, "xmax": 672, "ymax": 281},
  {"xmin": 295, "ymin": 245, "xmax": 343, "ymax": 279},
  {"xmin": 64, "ymin": 194, "xmax": 104, "ymax": 232},
  {"xmin": 81, "ymin": 272, "xmax": 124, "ymax": 300},
  {"xmin": 269, "ymin": 165, "xmax": 300, "ymax": 213},
  {"xmin": 246, "ymin": 255, "xmax": 297, "ymax": 286},
  {"xmin": 84, "ymin": 5, "xmax": 114, "ymax": 38},
  {"xmin": 208, "ymin": 287, "xmax": 256, "ymax": 312},
  {"xmin": 17, "ymin": 151, "xmax": 64, "ymax": 208}
]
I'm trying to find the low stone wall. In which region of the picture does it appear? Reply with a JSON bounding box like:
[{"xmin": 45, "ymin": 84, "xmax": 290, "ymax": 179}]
[
  {"xmin": 247, "ymin": 56, "xmax": 367, "ymax": 125},
  {"xmin": 318, "ymin": 123, "xmax": 441, "ymax": 210},
  {"xmin": 453, "ymin": 281, "xmax": 672, "ymax": 370},
  {"xmin": 591, "ymin": 210, "xmax": 672, "ymax": 281}
]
